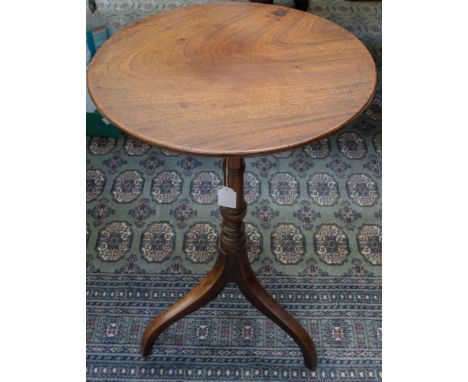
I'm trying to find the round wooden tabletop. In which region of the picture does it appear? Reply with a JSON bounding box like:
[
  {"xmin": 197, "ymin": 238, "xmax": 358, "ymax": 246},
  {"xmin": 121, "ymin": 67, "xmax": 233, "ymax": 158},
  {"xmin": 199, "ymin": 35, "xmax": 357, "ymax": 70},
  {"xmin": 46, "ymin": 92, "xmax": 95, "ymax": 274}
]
[{"xmin": 87, "ymin": 3, "xmax": 376, "ymax": 157}]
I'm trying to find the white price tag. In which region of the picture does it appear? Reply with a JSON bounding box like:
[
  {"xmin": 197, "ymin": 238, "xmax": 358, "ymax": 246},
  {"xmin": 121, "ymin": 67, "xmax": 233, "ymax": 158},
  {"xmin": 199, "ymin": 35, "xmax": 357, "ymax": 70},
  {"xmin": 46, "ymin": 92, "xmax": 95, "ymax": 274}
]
[{"xmin": 217, "ymin": 186, "xmax": 236, "ymax": 208}]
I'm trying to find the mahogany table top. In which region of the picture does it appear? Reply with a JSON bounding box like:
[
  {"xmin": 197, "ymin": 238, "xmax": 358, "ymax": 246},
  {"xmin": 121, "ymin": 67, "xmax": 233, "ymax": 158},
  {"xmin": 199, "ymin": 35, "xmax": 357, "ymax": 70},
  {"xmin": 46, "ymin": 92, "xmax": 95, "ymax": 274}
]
[{"xmin": 87, "ymin": 3, "xmax": 376, "ymax": 157}]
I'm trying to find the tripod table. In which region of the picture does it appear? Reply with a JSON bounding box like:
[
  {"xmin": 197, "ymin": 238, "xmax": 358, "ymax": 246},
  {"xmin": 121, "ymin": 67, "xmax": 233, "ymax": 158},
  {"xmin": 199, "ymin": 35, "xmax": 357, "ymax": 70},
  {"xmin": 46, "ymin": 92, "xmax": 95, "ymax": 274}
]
[{"xmin": 87, "ymin": 3, "xmax": 376, "ymax": 370}]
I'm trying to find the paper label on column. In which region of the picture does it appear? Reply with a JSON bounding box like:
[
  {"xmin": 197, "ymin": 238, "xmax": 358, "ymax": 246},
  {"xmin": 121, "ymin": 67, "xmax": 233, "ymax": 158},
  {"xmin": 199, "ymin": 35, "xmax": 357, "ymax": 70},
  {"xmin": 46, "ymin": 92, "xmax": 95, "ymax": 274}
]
[{"xmin": 218, "ymin": 186, "xmax": 236, "ymax": 208}]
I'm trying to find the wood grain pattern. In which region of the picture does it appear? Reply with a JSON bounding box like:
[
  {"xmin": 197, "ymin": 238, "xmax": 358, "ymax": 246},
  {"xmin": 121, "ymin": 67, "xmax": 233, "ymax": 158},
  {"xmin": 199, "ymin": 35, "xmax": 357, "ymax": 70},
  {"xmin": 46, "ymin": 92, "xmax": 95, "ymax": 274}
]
[{"xmin": 87, "ymin": 3, "xmax": 376, "ymax": 157}]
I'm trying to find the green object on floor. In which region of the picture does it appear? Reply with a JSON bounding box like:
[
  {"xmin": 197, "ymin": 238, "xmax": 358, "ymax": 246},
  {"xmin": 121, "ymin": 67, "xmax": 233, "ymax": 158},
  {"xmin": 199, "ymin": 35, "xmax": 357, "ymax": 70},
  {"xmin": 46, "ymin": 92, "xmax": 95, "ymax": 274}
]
[{"xmin": 86, "ymin": 111, "xmax": 122, "ymax": 137}]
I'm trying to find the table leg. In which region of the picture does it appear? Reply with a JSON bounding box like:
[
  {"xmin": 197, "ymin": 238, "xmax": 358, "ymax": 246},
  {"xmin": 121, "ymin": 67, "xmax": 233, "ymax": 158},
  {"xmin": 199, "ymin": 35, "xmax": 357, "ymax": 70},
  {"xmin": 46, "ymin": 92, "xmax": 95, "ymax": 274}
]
[
  {"xmin": 141, "ymin": 251, "xmax": 227, "ymax": 356},
  {"xmin": 236, "ymin": 250, "xmax": 317, "ymax": 369},
  {"xmin": 141, "ymin": 157, "xmax": 317, "ymax": 370}
]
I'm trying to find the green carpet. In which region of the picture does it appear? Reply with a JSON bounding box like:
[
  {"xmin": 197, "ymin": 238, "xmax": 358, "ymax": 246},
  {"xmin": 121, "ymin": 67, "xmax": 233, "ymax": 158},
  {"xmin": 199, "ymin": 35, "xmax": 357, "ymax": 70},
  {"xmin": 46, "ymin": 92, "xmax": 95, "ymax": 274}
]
[{"xmin": 86, "ymin": 1, "xmax": 381, "ymax": 380}]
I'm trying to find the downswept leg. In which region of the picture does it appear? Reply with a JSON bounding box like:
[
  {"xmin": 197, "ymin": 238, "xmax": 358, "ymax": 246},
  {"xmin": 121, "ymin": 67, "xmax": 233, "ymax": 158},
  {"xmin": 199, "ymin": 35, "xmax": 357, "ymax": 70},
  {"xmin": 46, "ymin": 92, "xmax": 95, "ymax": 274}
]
[
  {"xmin": 141, "ymin": 253, "xmax": 227, "ymax": 356},
  {"xmin": 236, "ymin": 249, "xmax": 317, "ymax": 370},
  {"xmin": 221, "ymin": 157, "xmax": 317, "ymax": 370}
]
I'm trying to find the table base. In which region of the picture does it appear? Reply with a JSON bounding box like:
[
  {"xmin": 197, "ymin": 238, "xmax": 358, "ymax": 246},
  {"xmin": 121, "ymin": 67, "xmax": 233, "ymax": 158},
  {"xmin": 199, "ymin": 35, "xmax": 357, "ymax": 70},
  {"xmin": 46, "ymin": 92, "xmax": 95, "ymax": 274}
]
[{"xmin": 141, "ymin": 157, "xmax": 317, "ymax": 370}]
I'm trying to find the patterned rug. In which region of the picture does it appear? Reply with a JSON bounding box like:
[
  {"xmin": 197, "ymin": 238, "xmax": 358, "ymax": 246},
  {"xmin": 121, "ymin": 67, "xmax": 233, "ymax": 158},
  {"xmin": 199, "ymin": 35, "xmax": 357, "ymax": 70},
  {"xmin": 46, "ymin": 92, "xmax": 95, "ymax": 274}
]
[{"xmin": 87, "ymin": 0, "xmax": 381, "ymax": 380}]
